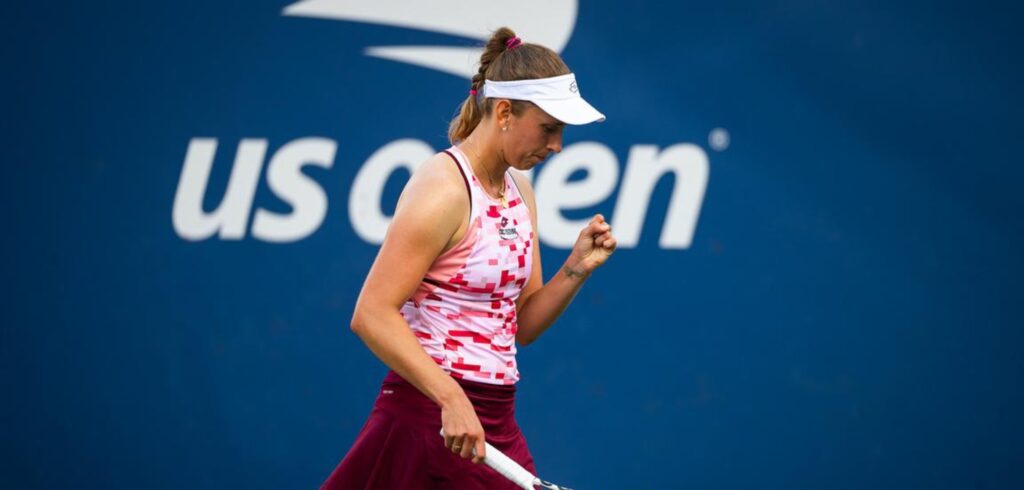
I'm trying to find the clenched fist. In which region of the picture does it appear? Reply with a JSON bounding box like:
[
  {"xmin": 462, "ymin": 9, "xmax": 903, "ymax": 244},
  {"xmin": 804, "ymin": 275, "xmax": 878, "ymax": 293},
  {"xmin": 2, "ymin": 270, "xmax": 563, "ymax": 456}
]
[{"xmin": 565, "ymin": 214, "xmax": 617, "ymax": 276}]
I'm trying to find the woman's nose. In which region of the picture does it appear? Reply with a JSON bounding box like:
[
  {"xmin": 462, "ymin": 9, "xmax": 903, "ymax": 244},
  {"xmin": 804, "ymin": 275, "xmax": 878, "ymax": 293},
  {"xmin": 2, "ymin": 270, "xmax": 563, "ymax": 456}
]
[{"xmin": 547, "ymin": 133, "xmax": 563, "ymax": 153}]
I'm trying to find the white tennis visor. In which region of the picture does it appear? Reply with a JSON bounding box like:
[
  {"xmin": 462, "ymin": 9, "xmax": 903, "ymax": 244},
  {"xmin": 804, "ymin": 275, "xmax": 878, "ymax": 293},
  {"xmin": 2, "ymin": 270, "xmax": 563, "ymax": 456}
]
[{"xmin": 480, "ymin": 73, "xmax": 606, "ymax": 125}]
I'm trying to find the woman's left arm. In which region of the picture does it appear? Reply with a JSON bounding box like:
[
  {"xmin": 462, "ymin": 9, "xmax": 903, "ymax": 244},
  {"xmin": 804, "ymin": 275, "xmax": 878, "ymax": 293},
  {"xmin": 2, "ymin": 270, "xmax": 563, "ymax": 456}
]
[{"xmin": 512, "ymin": 172, "xmax": 617, "ymax": 345}]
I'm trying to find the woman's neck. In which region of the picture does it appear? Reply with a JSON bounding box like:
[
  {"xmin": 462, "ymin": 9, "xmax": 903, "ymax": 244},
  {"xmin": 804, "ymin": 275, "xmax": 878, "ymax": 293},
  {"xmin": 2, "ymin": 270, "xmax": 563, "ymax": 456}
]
[{"xmin": 459, "ymin": 131, "xmax": 509, "ymax": 195}]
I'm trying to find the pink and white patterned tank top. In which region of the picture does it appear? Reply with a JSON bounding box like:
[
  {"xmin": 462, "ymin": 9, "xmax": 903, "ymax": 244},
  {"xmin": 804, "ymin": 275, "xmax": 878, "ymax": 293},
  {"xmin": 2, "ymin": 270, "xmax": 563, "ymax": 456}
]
[{"xmin": 401, "ymin": 145, "xmax": 534, "ymax": 385}]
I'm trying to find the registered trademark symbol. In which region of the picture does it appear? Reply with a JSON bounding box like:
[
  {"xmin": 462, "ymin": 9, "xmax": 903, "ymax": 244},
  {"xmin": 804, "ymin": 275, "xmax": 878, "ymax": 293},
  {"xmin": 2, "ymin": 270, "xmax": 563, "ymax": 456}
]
[{"xmin": 708, "ymin": 127, "xmax": 730, "ymax": 151}]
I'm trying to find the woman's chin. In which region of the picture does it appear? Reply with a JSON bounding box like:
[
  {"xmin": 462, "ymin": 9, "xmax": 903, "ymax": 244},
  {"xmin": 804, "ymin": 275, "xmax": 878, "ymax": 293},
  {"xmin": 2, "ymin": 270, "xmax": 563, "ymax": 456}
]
[{"xmin": 515, "ymin": 155, "xmax": 545, "ymax": 170}]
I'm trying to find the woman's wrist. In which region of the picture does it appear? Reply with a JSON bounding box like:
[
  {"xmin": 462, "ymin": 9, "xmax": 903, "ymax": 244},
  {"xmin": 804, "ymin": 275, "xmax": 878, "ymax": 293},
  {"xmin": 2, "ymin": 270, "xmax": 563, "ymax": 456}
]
[
  {"xmin": 562, "ymin": 256, "xmax": 592, "ymax": 280},
  {"xmin": 433, "ymin": 377, "xmax": 468, "ymax": 409}
]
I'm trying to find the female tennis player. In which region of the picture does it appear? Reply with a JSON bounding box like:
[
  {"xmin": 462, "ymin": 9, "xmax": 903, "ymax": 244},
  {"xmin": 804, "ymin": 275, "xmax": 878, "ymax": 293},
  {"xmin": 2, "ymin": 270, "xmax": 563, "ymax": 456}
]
[{"xmin": 321, "ymin": 27, "xmax": 614, "ymax": 489}]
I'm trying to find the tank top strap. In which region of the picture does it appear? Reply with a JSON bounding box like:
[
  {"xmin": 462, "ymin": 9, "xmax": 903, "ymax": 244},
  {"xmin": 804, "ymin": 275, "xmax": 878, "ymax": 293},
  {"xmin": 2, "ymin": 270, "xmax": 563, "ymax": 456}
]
[{"xmin": 443, "ymin": 146, "xmax": 476, "ymax": 204}]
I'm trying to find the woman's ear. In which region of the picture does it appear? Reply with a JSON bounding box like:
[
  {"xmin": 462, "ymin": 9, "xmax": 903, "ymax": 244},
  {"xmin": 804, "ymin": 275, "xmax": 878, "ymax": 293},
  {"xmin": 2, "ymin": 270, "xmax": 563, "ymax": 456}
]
[{"xmin": 494, "ymin": 99, "xmax": 512, "ymax": 128}]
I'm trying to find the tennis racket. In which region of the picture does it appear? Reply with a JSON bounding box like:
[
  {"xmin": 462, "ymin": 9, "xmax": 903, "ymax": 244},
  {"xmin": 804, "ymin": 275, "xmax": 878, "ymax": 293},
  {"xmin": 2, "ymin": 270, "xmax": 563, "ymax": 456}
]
[{"xmin": 440, "ymin": 429, "xmax": 573, "ymax": 490}]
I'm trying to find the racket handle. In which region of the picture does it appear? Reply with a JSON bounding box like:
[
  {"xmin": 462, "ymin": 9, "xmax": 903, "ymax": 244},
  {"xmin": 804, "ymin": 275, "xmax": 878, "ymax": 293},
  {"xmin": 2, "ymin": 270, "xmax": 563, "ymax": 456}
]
[
  {"xmin": 482, "ymin": 440, "xmax": 537, "ymax": 490},
  {"xmin": 440, "ymin": 430, "xmax": 537, "ymax": 490}
]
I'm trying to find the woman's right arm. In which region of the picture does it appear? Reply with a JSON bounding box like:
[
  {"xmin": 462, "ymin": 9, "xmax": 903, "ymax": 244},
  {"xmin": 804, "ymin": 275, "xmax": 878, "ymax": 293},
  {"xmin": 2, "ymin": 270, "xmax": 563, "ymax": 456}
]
[{"xmin": 348, "ymin": 154, "xmax": 487, "ymax": 463}]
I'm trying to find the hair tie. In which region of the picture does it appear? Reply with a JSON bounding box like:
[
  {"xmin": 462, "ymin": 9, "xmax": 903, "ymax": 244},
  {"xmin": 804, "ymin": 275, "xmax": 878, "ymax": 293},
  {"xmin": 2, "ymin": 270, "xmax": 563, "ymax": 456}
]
[
  {"xmin": 505, "ymin": 37, "xmax": 523, "ymax": 50},
  {"xmin": 469, "ymin": 89, "xmax": 478, "ymax": 96}
]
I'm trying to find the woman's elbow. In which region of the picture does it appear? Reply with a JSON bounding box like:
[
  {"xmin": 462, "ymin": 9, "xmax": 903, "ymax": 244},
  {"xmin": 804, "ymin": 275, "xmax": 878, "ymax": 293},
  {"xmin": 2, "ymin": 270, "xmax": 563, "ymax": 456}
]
[
  {"xmin": 350, "ymin": 301, "xmax": 396, "ymax": 337},
  {"xmin": 350, "ymin": 306, "xmax": 370, "ymax": 336}
]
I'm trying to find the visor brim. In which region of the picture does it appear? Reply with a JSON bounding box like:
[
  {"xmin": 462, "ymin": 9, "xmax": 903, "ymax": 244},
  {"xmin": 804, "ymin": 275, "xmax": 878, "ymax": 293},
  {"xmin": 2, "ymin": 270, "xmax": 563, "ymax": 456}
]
[{"xmin": 533, "ymin": 97, "xmax": 606, "ymax": 125}]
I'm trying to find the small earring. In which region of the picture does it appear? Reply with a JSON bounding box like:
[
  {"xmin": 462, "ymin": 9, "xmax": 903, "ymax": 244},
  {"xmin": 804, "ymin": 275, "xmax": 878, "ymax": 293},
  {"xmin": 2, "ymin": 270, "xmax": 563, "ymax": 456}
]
[{"xmin": 502, "ymin": 127, "xmax": 507, "ymax": 132}]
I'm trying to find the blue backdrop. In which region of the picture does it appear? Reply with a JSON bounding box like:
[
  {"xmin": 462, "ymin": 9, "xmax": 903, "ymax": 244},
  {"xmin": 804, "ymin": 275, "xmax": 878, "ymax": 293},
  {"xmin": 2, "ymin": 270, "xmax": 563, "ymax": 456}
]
[{"xmin": 5, "ymin": 1, "xmax": 1023, "ymax": 488}]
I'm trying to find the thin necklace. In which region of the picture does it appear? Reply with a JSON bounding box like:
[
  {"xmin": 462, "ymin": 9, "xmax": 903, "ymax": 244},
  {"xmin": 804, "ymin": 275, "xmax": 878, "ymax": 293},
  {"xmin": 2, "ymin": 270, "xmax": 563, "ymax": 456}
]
[{"xmin": 467, "ymin": 147, "xmax": 508, "ymax": 207}]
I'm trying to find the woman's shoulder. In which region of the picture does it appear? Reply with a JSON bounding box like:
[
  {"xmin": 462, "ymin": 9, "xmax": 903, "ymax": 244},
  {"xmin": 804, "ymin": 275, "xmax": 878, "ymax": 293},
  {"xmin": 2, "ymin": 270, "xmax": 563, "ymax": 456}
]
[
  {"xmin": 417, "ymin": 150, "xmax": 465, "ymax": 182},
  {"xmin": 394, "ymin": 151, "xmax": 471, "ymax": 217},
  {"xmin": 409, "ymin": 151, "xmax": 469, "ymax": 196}
]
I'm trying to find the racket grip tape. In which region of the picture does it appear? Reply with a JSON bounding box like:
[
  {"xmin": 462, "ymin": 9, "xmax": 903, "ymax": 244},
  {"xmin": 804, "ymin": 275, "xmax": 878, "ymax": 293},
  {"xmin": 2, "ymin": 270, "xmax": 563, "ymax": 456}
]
[
  {"xmin": 482, "ymin": 440, "xmax": 537, "ymax": 489},
  {"xmin": 440, "ymin": 430, "xmax": 536, "ymax": 490}
]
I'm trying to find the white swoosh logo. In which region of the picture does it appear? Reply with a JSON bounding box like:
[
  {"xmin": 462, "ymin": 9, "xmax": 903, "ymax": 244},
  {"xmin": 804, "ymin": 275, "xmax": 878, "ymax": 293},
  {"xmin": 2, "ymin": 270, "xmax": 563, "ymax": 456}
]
[{"xmin": 282, "ymin": 0, "xmax": 578, "ymax": 78}]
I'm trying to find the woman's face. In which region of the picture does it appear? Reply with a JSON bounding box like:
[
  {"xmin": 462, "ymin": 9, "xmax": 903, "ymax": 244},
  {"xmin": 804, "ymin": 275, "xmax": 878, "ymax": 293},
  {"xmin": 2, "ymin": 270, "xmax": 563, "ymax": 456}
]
[{"xmin": 501, "ymin": 104, "xmax": 565, "ymax": 170}]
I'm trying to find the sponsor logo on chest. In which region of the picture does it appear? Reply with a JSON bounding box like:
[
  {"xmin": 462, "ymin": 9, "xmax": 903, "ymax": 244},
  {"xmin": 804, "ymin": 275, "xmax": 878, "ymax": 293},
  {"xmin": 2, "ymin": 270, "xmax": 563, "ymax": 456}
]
[{"xmin": 499, "ymin": 216, "xmax": 519, "ymax": 240}]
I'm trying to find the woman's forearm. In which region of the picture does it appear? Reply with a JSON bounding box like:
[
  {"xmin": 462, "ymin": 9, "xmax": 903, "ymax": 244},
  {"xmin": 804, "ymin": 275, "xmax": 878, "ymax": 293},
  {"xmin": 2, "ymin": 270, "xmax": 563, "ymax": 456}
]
[
  {"xmin": 514, "ymin": 258, "xmax": 590, "ymax": 345},
  {"xmin": 351, "ymin": 305, "xmax": 465, "ymax": 408}
]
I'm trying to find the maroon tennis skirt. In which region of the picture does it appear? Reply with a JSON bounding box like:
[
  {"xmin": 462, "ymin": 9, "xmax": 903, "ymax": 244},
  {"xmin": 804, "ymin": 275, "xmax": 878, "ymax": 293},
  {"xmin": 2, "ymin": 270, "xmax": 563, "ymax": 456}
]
[{"xmin": 321, "ymin": 370, "xmax": 536, "ymax": 489}]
